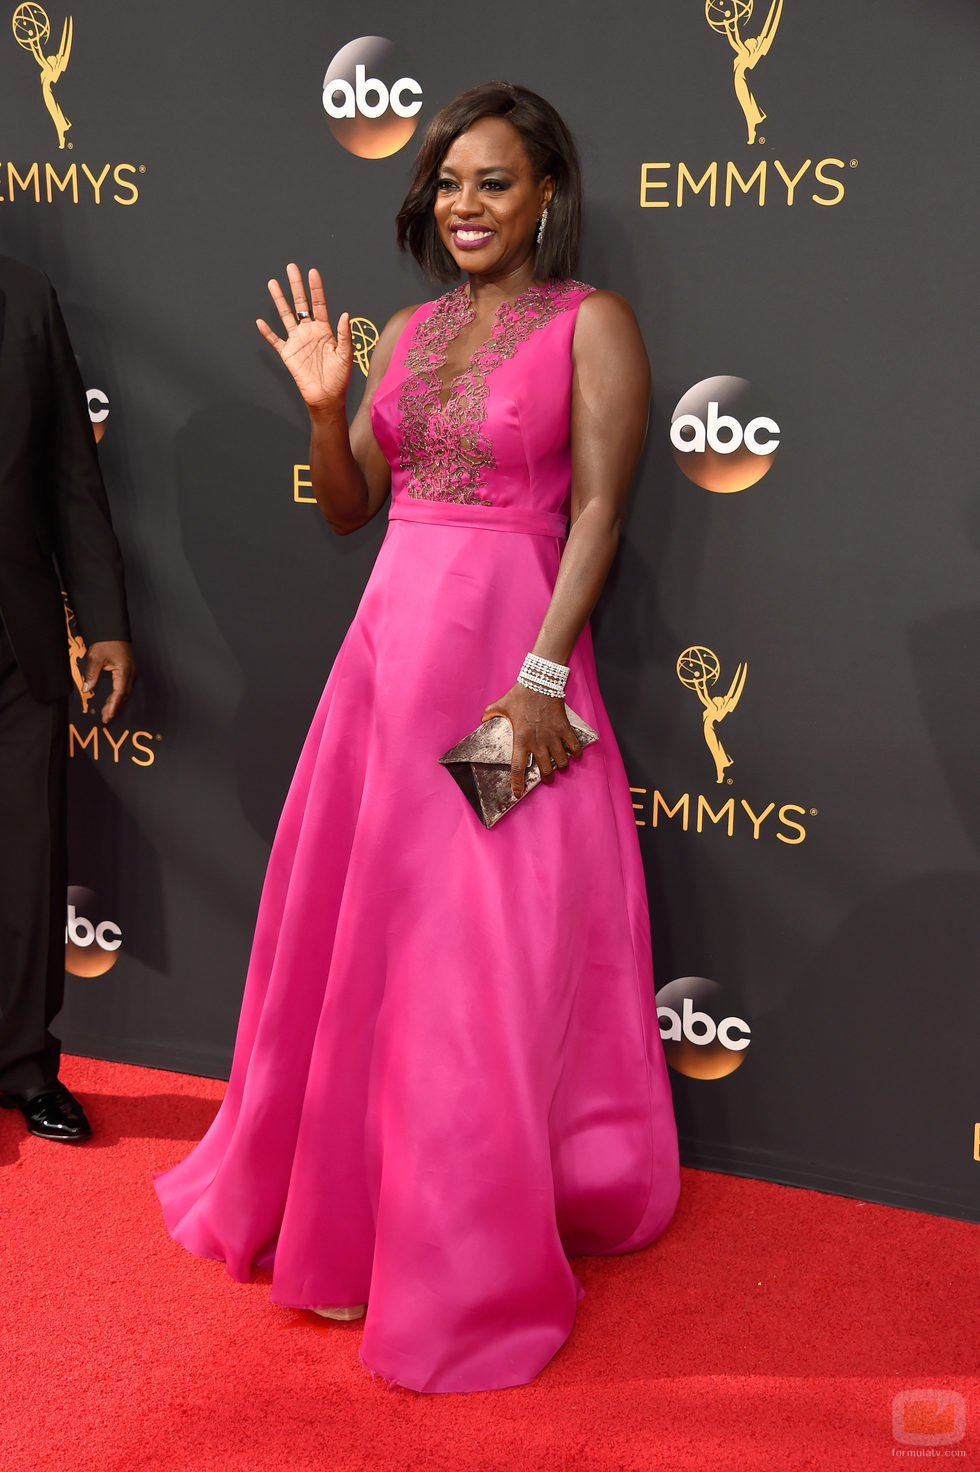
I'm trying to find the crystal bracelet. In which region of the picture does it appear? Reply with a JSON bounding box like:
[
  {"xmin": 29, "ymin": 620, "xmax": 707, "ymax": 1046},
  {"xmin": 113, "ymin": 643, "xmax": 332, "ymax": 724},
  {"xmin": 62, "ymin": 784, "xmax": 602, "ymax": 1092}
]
[{"xmin": 518, "ymin": 652, "xmax": 570, "ymax": 699}]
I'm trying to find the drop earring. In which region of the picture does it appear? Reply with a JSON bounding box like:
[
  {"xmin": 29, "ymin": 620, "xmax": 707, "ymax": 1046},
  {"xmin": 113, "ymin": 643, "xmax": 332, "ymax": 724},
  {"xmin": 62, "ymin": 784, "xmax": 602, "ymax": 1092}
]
[{"xmin": 536, "ymin": 206, "xmax": 549, "ymax": 246}]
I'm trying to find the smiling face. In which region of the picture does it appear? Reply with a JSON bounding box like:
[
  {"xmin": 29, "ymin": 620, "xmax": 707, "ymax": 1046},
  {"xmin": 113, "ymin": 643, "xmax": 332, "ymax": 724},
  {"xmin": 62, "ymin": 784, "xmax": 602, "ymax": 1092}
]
[{"xmin": 433, "ymin": 115, "xmax": 554, "ymax": 285}]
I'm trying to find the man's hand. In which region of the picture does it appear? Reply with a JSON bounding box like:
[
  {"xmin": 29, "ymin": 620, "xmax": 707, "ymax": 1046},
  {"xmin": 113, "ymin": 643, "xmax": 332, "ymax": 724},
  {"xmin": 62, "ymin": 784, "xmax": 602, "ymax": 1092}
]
[{"xmin": 81, "ymin": 640, "xmax": 135, "ymax": 724}]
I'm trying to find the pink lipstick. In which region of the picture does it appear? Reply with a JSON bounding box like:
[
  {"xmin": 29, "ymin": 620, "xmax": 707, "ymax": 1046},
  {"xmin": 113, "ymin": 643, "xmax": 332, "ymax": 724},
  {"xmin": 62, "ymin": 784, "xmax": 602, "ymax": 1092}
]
[{"xmin": 451, "ymin": 226, "xmax": 495, "ymax": 252}]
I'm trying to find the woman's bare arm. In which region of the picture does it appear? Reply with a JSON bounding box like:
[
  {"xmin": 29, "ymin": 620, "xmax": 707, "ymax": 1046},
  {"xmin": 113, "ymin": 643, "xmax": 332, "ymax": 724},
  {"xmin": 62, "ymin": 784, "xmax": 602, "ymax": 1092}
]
[
  {"xmin": 256, "ymin": 264, "xmax": 417, "ymax": 533},
  {"xmin": 483, "ymin": 290, "xmax": 650, "ymax": 794}
]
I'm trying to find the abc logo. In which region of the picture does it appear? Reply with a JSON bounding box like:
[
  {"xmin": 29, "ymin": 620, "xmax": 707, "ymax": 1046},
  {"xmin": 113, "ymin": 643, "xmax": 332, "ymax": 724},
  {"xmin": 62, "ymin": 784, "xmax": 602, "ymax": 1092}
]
[
  {"xmin": 322, "ymin": 37, "xmax": 422, "ymax": 159},
  {"xmin": 656, "ymin": 976, "xmax": 751, "ymax": 1080},
  {"xmin": 87, "ymin": 387, "xmax": 109, "ymax": 443},
  {"xmin": 65, "ymin": 886, "xmax": 122, "ymax": 978},
  {"xmin": 670, "ymin": 376, "xmax": 780, "ymax": 492}
]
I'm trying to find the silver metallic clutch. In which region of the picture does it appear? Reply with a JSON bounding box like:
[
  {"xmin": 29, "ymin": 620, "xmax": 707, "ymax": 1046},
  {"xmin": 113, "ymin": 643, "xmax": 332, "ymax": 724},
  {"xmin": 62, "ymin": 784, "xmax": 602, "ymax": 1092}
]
[{"xmin": 438, "ymin": 709, "xmax": 599, "ymax": 829}]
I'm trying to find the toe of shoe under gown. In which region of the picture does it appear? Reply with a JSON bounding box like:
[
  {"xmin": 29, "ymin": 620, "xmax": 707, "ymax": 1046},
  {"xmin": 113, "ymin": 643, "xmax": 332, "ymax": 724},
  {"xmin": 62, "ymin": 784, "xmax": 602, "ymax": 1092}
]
[{"xmin": 155, "ymin": 279, "xmax": 680, "ymax": 1393}]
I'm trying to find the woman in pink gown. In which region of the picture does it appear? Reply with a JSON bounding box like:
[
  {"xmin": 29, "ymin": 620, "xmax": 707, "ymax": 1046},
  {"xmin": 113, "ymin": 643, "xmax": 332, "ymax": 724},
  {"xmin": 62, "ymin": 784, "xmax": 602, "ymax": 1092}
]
[{"xmin": 155, "ymin": 83, "xmax": 679, "ymax": 1394}]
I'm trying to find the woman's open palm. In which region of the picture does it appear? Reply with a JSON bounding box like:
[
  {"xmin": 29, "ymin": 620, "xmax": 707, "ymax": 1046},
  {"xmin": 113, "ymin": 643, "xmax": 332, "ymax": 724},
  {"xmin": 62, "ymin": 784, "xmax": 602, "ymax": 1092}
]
[{"xmin": 256, "ymin": 263, "xmax": 353, "ymax": 412}]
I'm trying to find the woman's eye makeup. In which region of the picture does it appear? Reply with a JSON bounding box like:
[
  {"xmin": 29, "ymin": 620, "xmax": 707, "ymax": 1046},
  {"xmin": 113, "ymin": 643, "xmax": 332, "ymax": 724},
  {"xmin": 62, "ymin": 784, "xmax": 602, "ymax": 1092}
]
[{"xmin": 435, "ymin": 176, "xmax": 511, "ymax": 193}]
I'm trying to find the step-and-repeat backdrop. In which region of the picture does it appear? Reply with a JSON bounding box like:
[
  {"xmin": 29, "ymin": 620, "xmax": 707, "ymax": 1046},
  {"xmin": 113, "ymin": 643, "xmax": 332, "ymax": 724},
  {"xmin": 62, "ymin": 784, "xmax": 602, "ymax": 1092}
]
[{"xmin": 2, "ymin": 0, "xmax": 976, "ymax": 1221}]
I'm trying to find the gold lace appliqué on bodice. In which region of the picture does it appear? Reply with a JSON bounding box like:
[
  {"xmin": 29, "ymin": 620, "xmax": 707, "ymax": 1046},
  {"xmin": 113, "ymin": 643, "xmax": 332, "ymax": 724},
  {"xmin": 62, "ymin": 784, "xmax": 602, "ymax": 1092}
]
[{"xmin": 397, "ymin": 279, "xmax": 593, "ymax": 506}]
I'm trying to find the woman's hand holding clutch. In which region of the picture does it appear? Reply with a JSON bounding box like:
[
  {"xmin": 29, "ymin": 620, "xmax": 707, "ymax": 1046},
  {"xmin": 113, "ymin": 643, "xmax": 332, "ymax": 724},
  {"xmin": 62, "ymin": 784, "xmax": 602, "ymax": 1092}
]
[{"xmin": 482, "ymin": 685, "xmax": 585, "ymax": 798}]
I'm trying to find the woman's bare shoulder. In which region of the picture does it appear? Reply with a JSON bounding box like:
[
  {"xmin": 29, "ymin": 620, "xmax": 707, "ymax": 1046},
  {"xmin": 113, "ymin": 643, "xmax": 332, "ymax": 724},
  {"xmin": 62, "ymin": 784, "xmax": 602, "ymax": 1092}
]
[
  {"xmin": 377, "ymin": 302, "xmax": 425, "ymax": 344},
  {"xmin": 574, "ymin": 288, "xmax": 641, "ymax": 333},
  {"xmin": 572, "ymin": 289, "xmax": 646, "ymax": 364}
]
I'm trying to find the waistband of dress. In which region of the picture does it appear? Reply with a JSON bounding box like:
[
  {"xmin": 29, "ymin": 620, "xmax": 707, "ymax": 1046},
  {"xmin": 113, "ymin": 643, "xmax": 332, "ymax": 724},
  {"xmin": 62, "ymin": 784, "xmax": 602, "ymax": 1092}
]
[{"xmin": 388, "ymin": 499, "xmax": 567, "ymax": 538}]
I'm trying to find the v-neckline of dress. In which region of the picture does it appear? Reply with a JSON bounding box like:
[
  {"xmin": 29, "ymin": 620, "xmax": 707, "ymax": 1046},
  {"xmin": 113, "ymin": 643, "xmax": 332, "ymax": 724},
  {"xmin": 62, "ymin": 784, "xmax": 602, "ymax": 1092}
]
[
  {"xmin": 394, "ymin": 277, "xmax": 593, "ymax": 506},
  {"xmin": 432, "ymin": 282, "xmax": 545, "ymax": 412}
]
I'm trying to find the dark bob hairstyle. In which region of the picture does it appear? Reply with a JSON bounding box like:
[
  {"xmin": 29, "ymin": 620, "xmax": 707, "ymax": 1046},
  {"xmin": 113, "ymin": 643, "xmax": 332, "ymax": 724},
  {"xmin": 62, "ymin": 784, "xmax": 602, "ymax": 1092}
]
[{"xmin": 396, "ymin": 82, "xmax": 582, "ymax": 283}]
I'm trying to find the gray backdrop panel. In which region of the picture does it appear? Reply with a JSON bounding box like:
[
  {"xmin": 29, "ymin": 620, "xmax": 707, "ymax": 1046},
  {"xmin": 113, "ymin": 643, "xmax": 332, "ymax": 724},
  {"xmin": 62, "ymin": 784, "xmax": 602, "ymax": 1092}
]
[{"xmin": 1, "ymin": 0, "xmax": 975, "ymax": 1220}]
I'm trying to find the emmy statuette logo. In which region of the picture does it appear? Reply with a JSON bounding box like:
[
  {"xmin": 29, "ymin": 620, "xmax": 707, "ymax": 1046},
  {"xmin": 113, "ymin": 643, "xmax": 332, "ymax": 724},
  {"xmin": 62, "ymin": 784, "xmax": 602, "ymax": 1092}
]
[
  {"xmin": 629, "ymin": 636, "xmax": 814, "ymax": 843},
  {"xmin": 640, "ymin": 0, "xmax": 856, "ymax": 210},
  {"xmin": 63, "ymin": 594, "xmax": 159, "ymax": 766},
  {"xmin": 322, "ymin": 37, "xmax": 422, "ymax": 159},
  {"xmin": 349, "ymin": 318, "xmax": 379, "ymax": 377},
  {"xmin": 294, "ymin": 316, "xmax": 377, "ymax": 503},
  {"xmin": 629, "ymin": 640, "xmax": 814, "ymax": 845},
  {"xmin": 677, "ymin": 646, "xmax": 747, "ymax": 785},
  {"xmin": 12, "ymin": 2, "xmax": 72, "ymax": 149},
  {"xmin": 705, "ymin": 0, "xmax": 783, "ymax": 145},
  {"xmin": 62, "ymin": 594, "xmax": 92, "ymax": 714},
  {"xmin": 5, "ymin": 6, "xmax": 143, "ymax": 205},
  {"xmin": 65, "ymin": 379, "xmax": 110, "ymax": 712}
]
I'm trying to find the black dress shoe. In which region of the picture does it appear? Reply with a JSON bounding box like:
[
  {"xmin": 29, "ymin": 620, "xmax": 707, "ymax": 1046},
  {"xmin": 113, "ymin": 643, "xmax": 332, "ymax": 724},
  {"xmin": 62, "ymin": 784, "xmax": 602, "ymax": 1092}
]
[{"xmin": 0, "ymin": 1082, "xmax": 92, "ymax": 1141}]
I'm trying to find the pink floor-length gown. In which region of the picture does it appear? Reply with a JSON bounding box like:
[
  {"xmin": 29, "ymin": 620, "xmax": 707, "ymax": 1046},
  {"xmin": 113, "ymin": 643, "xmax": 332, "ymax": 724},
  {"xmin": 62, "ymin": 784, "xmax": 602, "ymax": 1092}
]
[{"xmin": 155, "ymin": 279, "xmax": 680, "ymax": 1393}]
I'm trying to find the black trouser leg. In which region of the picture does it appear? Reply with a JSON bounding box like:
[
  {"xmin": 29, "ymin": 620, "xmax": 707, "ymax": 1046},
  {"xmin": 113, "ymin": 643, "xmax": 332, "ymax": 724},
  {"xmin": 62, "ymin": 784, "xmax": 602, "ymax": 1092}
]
[{"xmin": 0, "ymin": 620, "xmax": 67, "ymax": 1094}]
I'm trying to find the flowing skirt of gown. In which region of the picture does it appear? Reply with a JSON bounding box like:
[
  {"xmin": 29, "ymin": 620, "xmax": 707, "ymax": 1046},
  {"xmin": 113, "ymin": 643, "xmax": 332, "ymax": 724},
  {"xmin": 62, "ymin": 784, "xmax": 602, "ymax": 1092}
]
[{"xmin": 156, "ymin": 315, "xmax": 680, "ymax": 1395}]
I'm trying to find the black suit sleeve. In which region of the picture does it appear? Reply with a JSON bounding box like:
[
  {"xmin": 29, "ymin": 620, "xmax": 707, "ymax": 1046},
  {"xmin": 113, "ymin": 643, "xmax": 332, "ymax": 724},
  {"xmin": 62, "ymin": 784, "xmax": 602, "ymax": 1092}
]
[{"xmin": 45, "ymin": 283, "xmax": 131, "ymax": 646}]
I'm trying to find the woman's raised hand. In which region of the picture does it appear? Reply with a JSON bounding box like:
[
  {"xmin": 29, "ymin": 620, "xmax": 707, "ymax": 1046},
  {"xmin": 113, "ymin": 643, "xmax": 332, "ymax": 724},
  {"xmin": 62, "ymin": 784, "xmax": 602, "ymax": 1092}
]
[{"xmin": 256, "ymin": 264, "xmax": 353, "ymax": 414}]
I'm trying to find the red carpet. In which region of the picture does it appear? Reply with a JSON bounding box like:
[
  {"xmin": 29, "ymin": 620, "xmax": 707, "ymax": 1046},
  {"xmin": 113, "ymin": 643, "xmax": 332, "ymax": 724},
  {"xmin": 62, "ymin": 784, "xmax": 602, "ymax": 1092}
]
[{"xmin": 1, "ymin": 1056, "xmax": 976, "ymax": 1472}]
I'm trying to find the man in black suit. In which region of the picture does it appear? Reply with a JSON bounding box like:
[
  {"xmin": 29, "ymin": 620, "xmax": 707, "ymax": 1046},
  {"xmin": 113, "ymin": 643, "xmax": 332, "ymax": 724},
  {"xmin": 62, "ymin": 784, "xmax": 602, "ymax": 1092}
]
[{"xmin": 0, "ymin": 252, "xmax": 134, "ymax": 1142}]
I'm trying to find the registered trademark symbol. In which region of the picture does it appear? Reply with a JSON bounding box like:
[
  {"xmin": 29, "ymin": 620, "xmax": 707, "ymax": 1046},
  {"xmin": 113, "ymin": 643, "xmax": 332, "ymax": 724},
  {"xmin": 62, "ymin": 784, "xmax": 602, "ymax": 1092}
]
[
  {"xmin": 758, "ymin": 136, "xmax": 765, "ymax": 145},
  {"xmin": 809, "ymin": 808, "xmax": 818, "ymax": 815},
  {"xmin": 849, "ymin": 159, "xmax": 858, "ymax": 168},
  {"xmin": 139, "ymin": 165, "xmax": 146, "ymax": 173},
  {"xmin": 727, "ymin": 778, "xmax": 733, "ymax": 784},
  {"xmin": 155, "ymin": 734, "xmax": 162, "ymax": 740},
  {"xmin": 67, "ymin": 141, "xmax": 73, "ymax": 150}
]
